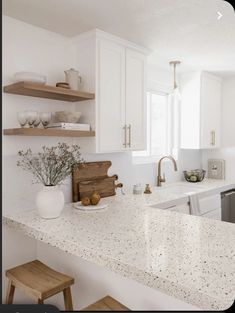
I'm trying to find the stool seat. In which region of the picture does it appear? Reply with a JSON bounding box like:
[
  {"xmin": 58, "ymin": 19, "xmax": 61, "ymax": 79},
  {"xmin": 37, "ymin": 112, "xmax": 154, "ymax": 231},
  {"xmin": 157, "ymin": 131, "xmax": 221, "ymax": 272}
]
[
  {"xmin": 5, "ymin": 260, "xmax": 74, "ymax": 310},
  {"xmin": 82, "ymin": 296, "xmax": 130, "ymax": 311},
  {"xmin": 6, "ymin": 260, "xmax": 74, "ymax": 300}
]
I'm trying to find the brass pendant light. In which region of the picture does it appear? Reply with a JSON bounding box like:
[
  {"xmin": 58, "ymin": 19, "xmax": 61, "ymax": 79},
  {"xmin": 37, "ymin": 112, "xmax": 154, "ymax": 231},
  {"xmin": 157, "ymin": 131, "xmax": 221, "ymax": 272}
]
[{"xmin": 169, "ymin": 60, "xmax": 181, "ymax": 90}]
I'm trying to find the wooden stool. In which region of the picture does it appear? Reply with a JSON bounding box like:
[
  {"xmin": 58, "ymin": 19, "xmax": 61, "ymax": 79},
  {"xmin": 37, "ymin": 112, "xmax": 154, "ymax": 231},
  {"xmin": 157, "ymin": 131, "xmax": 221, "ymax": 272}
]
[
  {"xmin": 82, "ymin": 295, "xmax": 130, "ymax": 311},
  {"xmin": 5, "ymin": 260, "xmax": 74, "ymax": 310}
]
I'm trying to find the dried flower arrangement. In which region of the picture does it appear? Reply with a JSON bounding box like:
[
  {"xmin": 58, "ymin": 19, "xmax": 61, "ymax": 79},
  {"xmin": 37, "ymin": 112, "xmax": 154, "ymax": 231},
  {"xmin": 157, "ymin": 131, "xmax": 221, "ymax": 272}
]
[{"xmin": 17, "ymin": 142, "xmax": 84, "ymax": 186}]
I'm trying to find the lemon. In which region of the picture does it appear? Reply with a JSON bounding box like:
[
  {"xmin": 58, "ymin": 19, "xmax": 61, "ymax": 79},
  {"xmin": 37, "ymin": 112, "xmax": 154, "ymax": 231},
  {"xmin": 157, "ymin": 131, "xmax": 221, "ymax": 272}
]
[{"xmin": 190, "ymin": 175, "xmax": 197, "ymax": 182}]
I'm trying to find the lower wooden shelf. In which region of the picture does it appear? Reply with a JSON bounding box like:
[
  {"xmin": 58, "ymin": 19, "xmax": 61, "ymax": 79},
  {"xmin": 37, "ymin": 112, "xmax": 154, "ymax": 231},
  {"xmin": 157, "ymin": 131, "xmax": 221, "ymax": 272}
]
[{"xmin": 3, "ymin": 128, "xmax": 95, "ymax": 137}]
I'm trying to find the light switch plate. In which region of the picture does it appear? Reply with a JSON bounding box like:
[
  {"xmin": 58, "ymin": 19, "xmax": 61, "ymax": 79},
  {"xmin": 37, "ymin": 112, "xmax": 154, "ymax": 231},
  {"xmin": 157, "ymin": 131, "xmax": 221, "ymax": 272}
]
[{"xmin": 208, "ymin": 159, "xmax": 225, "ymax": 179}]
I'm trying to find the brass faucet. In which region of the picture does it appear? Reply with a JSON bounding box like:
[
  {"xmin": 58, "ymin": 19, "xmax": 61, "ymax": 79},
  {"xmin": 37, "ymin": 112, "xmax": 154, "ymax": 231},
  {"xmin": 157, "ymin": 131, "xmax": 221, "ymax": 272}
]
[{"xmin": 157, "ymin": 156, "xmax": 178, "ymax": 187}]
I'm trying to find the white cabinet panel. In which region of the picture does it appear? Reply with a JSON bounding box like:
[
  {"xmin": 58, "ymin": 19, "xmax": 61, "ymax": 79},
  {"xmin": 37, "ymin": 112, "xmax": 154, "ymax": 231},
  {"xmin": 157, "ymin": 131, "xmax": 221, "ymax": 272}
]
[
  {"xmin": 202, "ymin": 209, "xmax": 221, "ymax": 221},
  {"xmin": 97, "ymin": 41, "xmax": 147, "ymax": 153},
  {"xmin": 125, "ymin": 49, "xmax": 146, "ymax": 150},
  {"xmin": 180, "ymin": 72, "xmax": 221, "ymax": 149},
  {"xmin": 198, "ymin": 194, "xmax": 221, "ymax": 215},
  {"xmin": 98, "ymin": 40, "xmax": 126, "ymax": 152},
  {"xmin": 200, "ymin": 73, "xmax": 221, "ymax": 149}
]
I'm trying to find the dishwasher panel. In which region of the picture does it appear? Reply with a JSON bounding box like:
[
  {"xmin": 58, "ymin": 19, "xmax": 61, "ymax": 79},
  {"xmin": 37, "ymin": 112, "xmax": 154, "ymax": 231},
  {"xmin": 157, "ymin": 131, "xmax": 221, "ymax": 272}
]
[{"xmin": 221, "ymin": 190, "xmax": 235, "ymax": 223}]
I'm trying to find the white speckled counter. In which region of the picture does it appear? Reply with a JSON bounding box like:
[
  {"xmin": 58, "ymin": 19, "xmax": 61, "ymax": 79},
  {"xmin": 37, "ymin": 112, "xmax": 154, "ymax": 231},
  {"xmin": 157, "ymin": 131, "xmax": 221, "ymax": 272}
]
[{"xmin": 3, "ymin": 180, "xmax": 235, "ymax": 310}]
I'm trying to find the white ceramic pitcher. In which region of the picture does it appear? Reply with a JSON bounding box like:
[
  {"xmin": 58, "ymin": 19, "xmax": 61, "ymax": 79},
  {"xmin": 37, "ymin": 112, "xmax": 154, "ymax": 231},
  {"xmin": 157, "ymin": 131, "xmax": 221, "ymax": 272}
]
[{"xmin": 64, "ymin": 68, "xmax": 82, "ymax": 90}]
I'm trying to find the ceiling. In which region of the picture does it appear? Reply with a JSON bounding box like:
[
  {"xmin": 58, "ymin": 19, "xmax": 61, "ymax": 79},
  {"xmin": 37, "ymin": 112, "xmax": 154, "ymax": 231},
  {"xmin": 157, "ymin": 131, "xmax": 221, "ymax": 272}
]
[{"xmin": 3, "ymin": 0, "xmax": 235, "ymax": 74}]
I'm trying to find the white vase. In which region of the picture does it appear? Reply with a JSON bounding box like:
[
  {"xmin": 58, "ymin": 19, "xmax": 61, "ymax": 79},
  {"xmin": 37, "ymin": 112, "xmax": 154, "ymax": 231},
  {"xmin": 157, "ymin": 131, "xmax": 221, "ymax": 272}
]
[{"xmin": 36, "ymin": 186, "xmax": 65, "ymax": 219}]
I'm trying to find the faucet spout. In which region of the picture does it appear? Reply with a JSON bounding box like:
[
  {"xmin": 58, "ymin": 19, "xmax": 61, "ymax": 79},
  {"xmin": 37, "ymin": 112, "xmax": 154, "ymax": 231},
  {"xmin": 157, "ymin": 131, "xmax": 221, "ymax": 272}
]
[{"xmin": 157, "ymin": 155, "xmax": 178, "ymax": 187}]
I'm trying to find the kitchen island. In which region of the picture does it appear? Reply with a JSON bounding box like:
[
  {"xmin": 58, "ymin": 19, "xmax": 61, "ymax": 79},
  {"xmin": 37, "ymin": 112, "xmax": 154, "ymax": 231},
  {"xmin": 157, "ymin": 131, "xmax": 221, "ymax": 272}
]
[{"xmin": 3, "ymin": 180, "xmax": 235, "ymax": 310}]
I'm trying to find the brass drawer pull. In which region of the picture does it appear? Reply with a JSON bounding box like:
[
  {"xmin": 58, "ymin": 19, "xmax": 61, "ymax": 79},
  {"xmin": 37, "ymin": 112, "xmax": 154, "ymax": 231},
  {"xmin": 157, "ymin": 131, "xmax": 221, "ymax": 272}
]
[
  {"xmin": 210, "ymin": 130, "xmax": 216, "ymax": 146},
  {"xmin": 123, "ymin": 125, "xmax": 127, "ymax": 147},
  {"xmin": 127, "ymin": 124, "xmax": 131, "ymax": 147}
]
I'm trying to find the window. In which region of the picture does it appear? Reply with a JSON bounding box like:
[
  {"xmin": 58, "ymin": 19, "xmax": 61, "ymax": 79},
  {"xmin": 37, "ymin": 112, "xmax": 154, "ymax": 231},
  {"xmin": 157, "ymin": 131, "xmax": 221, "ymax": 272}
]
[
  {"xmin": 133, "ymin": 91, "xmax": 172, "ymax": 161},
  {"xmin": 150, "ymin": 92, "xmax": 169, "ymax": 156}
]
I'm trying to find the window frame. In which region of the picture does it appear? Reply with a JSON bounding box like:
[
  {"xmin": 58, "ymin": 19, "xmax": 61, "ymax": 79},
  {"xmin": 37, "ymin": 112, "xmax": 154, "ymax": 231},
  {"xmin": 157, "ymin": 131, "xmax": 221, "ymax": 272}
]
[{"xmin": 132, "ymin": 88, "xmax": 173, "ymax": 164}]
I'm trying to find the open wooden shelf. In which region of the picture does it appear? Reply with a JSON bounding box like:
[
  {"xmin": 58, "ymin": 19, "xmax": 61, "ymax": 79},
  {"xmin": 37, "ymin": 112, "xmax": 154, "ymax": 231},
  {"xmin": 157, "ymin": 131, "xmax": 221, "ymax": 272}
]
[
  {"xmin": 3, "ymin": 81, "xmax": 95, "ymax": 102},
  {"xmin": 3, "ymin": 128, "xmax": 95, "ymax": 138}
]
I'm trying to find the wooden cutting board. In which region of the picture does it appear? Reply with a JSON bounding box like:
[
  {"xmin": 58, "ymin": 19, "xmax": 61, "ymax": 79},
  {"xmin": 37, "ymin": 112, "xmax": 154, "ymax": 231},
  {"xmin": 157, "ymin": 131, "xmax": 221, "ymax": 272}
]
[
  {"xmin": 78, "ymin": 177, "xmax": 117, "ymax": 200},
  {"xmin": 72, "ymin": 161, "xmax": 122, "ymax": 202}
]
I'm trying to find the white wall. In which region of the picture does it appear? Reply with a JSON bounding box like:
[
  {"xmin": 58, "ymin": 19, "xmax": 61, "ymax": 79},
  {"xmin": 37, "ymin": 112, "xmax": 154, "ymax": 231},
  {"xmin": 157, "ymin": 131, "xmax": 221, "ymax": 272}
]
[
  {"xmin": 2, "ymin": 227, "xmax": 37, "ymax": 304},
  {"xmin": 202, "ymin": 76, "xmax": 235, "ymax": 180},
  {"xmin": 2, "ymin": 15, "xmax": 75, "ymax": 210}
]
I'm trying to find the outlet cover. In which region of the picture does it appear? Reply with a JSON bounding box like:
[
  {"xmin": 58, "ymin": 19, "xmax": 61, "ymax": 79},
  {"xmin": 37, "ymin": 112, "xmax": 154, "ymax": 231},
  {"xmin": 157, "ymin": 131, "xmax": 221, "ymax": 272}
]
[{"xmin": 208, "ymin": 159, "xmax": 225, "ymax": 179}]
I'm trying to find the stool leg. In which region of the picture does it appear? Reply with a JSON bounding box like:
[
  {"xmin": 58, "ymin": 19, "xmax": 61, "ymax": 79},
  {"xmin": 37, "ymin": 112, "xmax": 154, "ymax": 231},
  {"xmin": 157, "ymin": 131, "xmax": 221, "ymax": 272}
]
[
  {"xmin": 5, "ymin": 280, "xmax": 15, "ymax": 304},
  {"xmin": 63, "ymin": 287, "xmax": 73, "ymax": 311}
]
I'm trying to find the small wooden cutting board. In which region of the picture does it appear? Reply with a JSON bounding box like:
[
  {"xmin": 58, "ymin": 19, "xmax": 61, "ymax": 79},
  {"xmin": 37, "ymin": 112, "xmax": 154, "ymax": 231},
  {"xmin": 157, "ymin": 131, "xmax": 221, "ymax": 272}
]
[{"xmin": 72, "ymin": 161, "xmax": 121, "ymax": 202}]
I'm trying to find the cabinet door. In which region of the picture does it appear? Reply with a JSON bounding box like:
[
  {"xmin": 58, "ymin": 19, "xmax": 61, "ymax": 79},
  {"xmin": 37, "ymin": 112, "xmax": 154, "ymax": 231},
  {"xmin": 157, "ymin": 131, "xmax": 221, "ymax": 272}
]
[
  {"xmin": 200, "ymin": 73, "xmax": 222, "ymax": 149},
  {"xmin": 180, "ymin": 72, "xmax": 221, "ymax": 149},
  {"xmin": 202, "ymin": 209, "xmax": 221, "ymax": 221},
  {"xmin": 97, "ymin": 40, "xmax": 126, "ymax": 152},
  {"xmin": 125, "ymin": 49, "xmax": 147, "ymax": 151},
  {"xmin": 168, "ymin": 204, "xmax": 190, "ymax": 215}
]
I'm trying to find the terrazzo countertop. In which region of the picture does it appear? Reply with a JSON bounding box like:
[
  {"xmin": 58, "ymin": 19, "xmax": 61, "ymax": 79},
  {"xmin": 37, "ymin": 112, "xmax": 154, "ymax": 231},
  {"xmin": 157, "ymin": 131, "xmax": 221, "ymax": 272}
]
[{"xmin": 3, "ymin": 179, "xmax": 235, "ymax": 310}]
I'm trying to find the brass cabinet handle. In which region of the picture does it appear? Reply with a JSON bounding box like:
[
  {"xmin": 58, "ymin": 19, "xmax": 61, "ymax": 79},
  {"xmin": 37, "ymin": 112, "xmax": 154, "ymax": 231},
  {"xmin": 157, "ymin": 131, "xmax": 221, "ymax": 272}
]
[
  {"xmin": 123, "ymin": 125, "xmax": 127, "ymax": 147},
  {"xmin": 127, "ymin": 124, "xmax": 131, "ymax": 147},
  {"xmin": 210, "ymin": 130, "xmax": 216, "ymax": 146}
]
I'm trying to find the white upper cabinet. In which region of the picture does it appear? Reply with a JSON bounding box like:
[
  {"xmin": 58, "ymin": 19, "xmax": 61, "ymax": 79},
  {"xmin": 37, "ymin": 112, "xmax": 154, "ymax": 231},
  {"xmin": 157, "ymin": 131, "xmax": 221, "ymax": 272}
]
[
  {"xmin": 125, "ymin": 49, "xmax": 146, "ymax": 151},
  {"xmin": 180, "ymin": 72, "xmax": 222, "ymax": 149},
  {"xmin": 200, "ymin": 73, "xmax": 221, "ymax": 149},
  {"xmin": 97, "ymin": 40, "xmax": 126, "ymax": 152},
  {"xmin": 97, "ymin": 40, "xmax": 147, "ymax": 152},
  {"xmin": 72, "ymin": 30, "xmax": 148, "ymax": 153}
]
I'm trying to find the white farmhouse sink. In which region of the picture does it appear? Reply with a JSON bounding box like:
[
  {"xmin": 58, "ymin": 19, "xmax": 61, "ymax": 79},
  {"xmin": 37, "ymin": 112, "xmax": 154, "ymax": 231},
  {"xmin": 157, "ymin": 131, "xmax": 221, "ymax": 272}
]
[
  {"xmin": 153, "ymin": 184, "xmax": 204, "ymax": 195},
  {"xmin": 150, "ymin": 184, "xmax": 205, "ymax": 213}
]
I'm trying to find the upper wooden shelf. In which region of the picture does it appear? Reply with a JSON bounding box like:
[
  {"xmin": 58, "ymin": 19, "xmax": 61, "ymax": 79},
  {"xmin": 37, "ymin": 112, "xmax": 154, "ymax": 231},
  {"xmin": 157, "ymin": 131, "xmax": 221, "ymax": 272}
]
[
  {"xmin": 3, "ymin": 128, "xmax": 95, "ymax": 138},
  {"xmin": 3, "ymin": 81, "xmax": 95, "ymax": 102}
]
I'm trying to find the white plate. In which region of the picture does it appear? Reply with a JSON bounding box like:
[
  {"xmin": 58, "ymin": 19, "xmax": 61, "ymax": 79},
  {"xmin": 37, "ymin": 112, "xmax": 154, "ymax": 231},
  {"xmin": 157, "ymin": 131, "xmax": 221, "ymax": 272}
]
[
  {"xmin": 13, "ymin": 72, "xmax": 47, "ymax": 84},
  {"xmin": 73, "ymin": 201, "xmax": 108, "ymax": 211}
]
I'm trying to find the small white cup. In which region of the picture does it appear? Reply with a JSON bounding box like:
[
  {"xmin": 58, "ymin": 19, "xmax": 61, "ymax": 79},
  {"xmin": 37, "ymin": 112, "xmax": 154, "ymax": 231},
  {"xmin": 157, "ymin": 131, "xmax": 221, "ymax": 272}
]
[{"xmin": 133, "ymin": 184, "xmax": 143, "ymax": 195}]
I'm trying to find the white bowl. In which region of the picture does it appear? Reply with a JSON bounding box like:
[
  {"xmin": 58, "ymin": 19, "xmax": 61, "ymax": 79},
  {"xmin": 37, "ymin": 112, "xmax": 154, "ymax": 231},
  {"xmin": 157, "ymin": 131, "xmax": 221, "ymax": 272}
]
[
  {"xmin": 13, "ymin": 72, "xmax": 47, "ymax": 84},
  {"xmin": 54, "ymin": 111, "xmax": 82, "ymax": 123}
]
